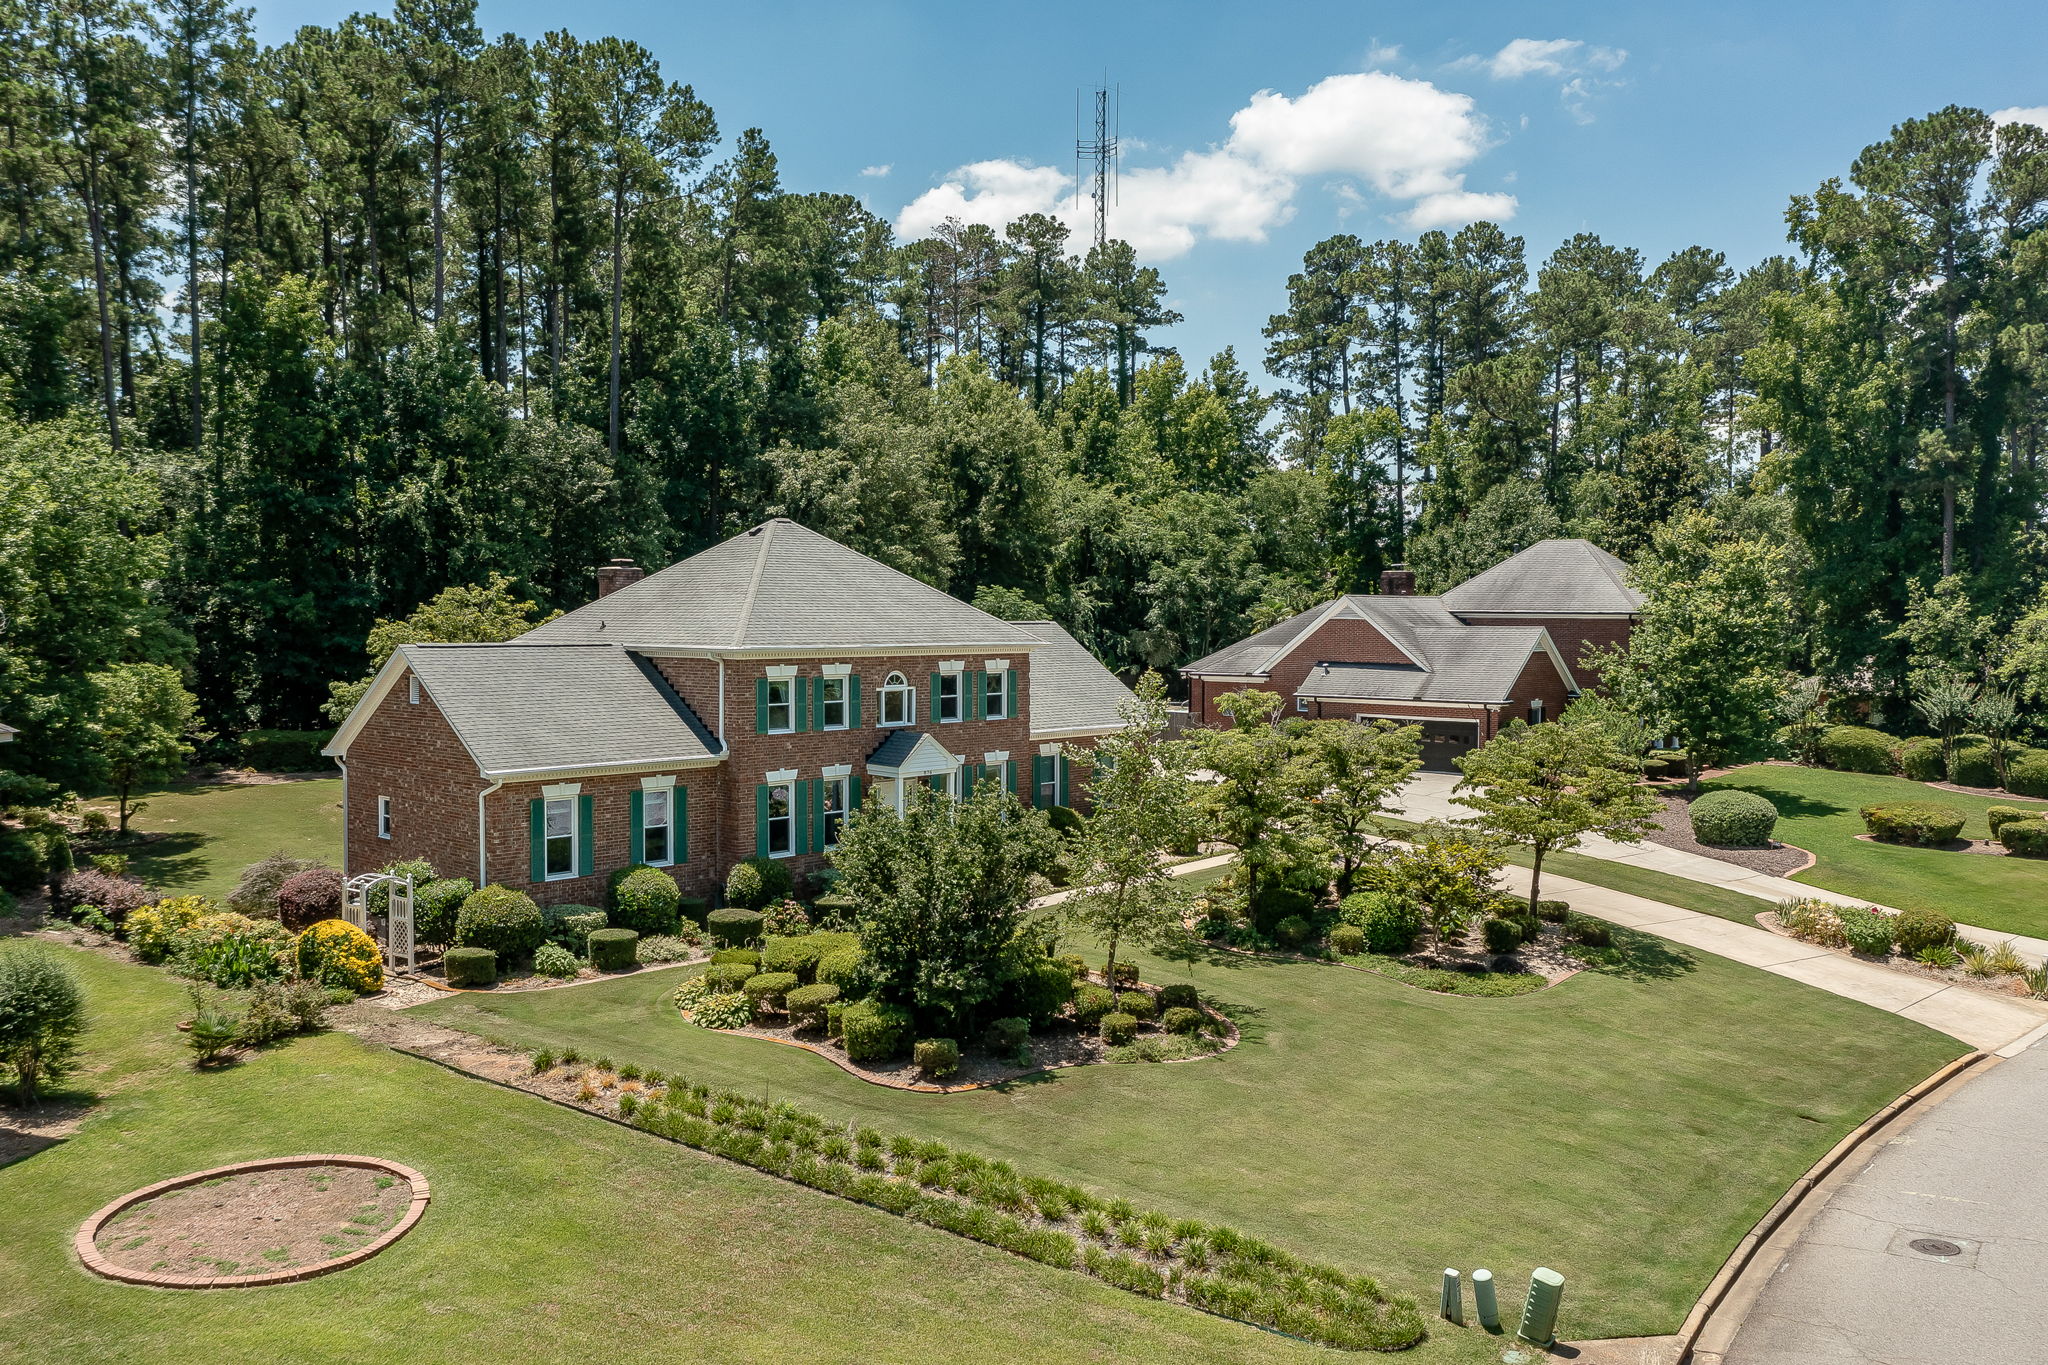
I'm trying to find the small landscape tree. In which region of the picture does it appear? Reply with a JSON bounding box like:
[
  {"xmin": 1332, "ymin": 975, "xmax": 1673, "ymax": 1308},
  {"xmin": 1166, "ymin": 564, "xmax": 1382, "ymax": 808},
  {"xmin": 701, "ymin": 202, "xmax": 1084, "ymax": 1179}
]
[
  {"xmin": 1453, "ymin": 715, "xmax": 1660, "ymax": 915},
  {"xmin": 1299, "ymin": 718, "xmax": 1421, "ymax": 896},
  {"xmin": 1193, "ymin": 689, "xmax": 1317, "ymax": 924},
  {"xmin": 1776, "ymin": 676, "xmax": 1829, "ymax": 766},
  {"xmin": 1912, "ymin": 673, "xmax": 1979, "ymax": 774},
  {"xmin": 88, "ymin": 663, "xmax": 200, "ymax": 833},
  {"xmin": 1970, "ymin": 688, "xmax": 2021, "ymax": 790},
  {"xmin": 0, "ymin": 945, "xmax": 85, "ymax": 1105},
  {"xmin": 1062, "ymin": 673, "xmax": 1199, "ymax": 998}
]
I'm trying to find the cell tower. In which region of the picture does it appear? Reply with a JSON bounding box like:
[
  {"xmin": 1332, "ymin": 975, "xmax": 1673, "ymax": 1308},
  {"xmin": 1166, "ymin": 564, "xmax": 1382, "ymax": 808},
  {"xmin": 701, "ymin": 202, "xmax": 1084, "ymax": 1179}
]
[{"xmin": 1075, "ymin": 84, "xmax": 1119, "ymax": 249}]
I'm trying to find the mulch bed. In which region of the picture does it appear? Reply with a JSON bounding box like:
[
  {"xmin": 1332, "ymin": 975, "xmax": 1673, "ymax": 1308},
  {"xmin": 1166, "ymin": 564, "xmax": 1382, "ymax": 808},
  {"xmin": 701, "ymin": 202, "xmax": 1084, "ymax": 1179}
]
[
  {"xmin": 91, "ymin": 1162, "xmax": 412, "ymax": 1279},
  {"xmin": 1642, "ymin": 789, "xmax": 1811, "ymax": 877},
  {"xmin": 1754, "ymin": 910, "xmax": 2048, "ymax": 1002}
]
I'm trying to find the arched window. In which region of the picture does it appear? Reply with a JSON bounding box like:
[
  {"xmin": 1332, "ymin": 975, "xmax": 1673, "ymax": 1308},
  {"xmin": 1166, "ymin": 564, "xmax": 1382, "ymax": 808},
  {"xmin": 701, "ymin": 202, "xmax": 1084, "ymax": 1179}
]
[{"xmin": 879, "ymin": 671, "xmax": 914, "ymax": 726}]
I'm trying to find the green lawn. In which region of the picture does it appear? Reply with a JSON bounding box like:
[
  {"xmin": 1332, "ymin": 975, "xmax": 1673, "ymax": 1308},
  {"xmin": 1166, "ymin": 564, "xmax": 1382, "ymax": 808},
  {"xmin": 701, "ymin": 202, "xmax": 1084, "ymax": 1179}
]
[
  {"xmin": 0, "ymin": 947, "xmax": 1448, "ymax": 1364},
  {"xmin": 87, "ymin": 777, "xmax": 343, "ymax": 900},
  {"xmin": 1703, "ymin": 764, "xmax": 2048, "ymax": 938},
  {"xmin": 416, "ymin": 924, "xmax": 1963, "ymax": 1341}
]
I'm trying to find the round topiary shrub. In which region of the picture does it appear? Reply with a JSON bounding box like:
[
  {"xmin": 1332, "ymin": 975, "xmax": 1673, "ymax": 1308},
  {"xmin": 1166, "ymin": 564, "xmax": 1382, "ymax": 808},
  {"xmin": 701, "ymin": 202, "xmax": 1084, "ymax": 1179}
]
[
  {"xmin": 1155, "ymin": 982, "xmax": 1199, "ymax": 1012},
  {"xmin": 1071, "ymin": 983, "xmax": 1116, "ymax": 1027},
  {"xmin": 706, "ymin": 907, "xmax": 764, "ymax": 948},
  {"xmin": 723, "ymin": 857, "xmax": 793, "ymax": 911},
  {"xmin": 275, "ymin": 867, "xmax": 343, "ymax": 931},
  {"xmin": 1118, "ymin": 991, "xmax": 1158, "ymax": 1022},
  {"xmin": 1896, "ymin": 736, "xmax": 1945, "ymax": 782},
  {"xmin": 1985, "ymin": 806, "xmax": 2037, "ymax": 838},
  {"xmin": 913, "ymin": 1037, "xmax": 960, "ymax": 1079},
  {"xmin": 703, "ymin": 962, "xmax": 754, "ymax": 993},
  {"xmin": 2004, "ymin": 749, "xmax": 2048, "ymax": 799},
  {"xmin": 1565, "ymin": 914, "xmax": 1612, "ymax": 948},
  {"xmin": 1339, "ymin": 891, "xmax": 1425, "ymax": 954},
  {"xmin": 1861, "ymin": 802, "xmax": 1966, "ymax": 846},
  {"xmin": 588, "ymin": 927, "xmax": 639, "ymax": 972},
  {"xmin": 1537, "ymin": 899, "xmax": 1572, "ymax": 923},
  {"xmin": 786, "ymin": 982, "xmax": 840, "ymax": 1030},
  {"xmin": 710, "ymin": 946, "xmax": 760, "ymax": 968},
  {"xmin": 1328, "ymin": 924, "xmax": 1365, "ymax": 955},
  {"xmin": 816, "ymin": 947, "xmax": 863, "ymax": 992},
  {"xmin": 1161, "ymin": 1006, "xmax": 1205, "ymax": 1036},
  {"xmin": 1836, "ymin": 905, "xmax": 1895, "ymax": 957},
  {"xmin": 607, "ymin": 865, "xmax": 681, "ymax": 936},
  {"xmin": 840, "ymin": 999, "xmax": 911, "ymax": 1061},
  {"xmin": 455, "ymin": 886, "xmax": 546, "ymax": 958},
  {"xmin": 296, "ymin": 919, "xmax": 384, "ymax": 992},
  {"xmin": 761, "ymin": 935, "xmax": 826, "ymax": 981},
  {"xmin": 985, "ymin": 1015, "xmax": 1030, "ymax": 1054},
  {"xmin": 1948, "ymin": 743, "xmax": 1999, "ymax": 789},
  {"xmin": 1891, "ymin": 905, "xmax": 1957, "ymax": 955},
  {"xmin": 1689, "ymin": 789, "xmax": 1779, "ymax": 846},
  {"xmin": 2000, "ymin": 821, "xmax": 2048, "ymax": 858},
  {"xmin": 532, "ymin": 943, "xmax": 578, "ymax": 978},
  {"xmin": 1818, "ymin": 725, "xmax": 1897, "ymax": 774},
  {"xmin": 1482, "ymin": 917, "xmax": 1522, "ymax": 954},
  {"xmin": 1273, "ymin": 915, "xmax": 1313, "ymax": 948},
  {"xmin": 412, "ymin": 877, "xmax": 473, "ymax": 946},
  {"xmin": 1099, "ymin": 1012, "xmax": 1138, "ymax": 1046},
  {"xmin": 441, "ymin": 946, "xmax": 497, "ymax": 987},
  {"xmin": 741, "ymin": 970, "xmax": 799, "ymax": 1010}
]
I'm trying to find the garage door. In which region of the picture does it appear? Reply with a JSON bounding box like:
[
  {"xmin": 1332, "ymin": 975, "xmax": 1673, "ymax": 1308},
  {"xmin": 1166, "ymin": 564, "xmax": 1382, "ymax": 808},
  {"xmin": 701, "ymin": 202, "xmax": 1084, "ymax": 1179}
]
[{"xmin": 1358, "ymin": 715, "xmax": 1479, "ymax": 771}]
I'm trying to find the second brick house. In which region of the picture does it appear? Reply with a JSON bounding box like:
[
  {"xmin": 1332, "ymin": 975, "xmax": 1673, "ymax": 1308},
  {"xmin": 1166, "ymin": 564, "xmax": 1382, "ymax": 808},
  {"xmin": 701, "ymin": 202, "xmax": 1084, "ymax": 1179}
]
[{"xmin": 323, "ymin": 519, "xmax": 1134, "ymax": 904}]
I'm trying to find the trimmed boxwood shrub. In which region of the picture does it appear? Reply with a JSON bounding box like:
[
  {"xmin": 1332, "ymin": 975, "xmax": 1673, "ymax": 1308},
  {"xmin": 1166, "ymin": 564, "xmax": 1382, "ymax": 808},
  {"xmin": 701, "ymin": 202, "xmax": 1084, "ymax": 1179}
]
[
  {"xmin": 1818, "ymin": 725, "xmax": 1897, "ymax": 774},
  {"xmin": 913, "ymin": 1038, "xmax": 960, "ymax": 1079},
  {"xmin": 1897, "ymin": 736, "xmax": 1945, "ymax": 782},
  {"xmin": 786, "ymin": 982, "xmax": 840, "ymax": 1030},
  {"xmin": 761, "ymin": 935, "xmax": 826, "ymax": 981},
  {"xmin": 823, "ymin": 999, "xmax": 848, "ymax": 1038},
  {"xmin": 2000, "ymin": 821, "xmax": 2048, "ymax": 858},
  {"xmin": 1273, "ymin": 914, "xmax": 1313, "ymax": 948},
  {"xmin": 443, "ymin": 946, "xmax": 497, "ymax": 987},
  {"xmin": 412, "ymin": 876, "xmax": 473, "ymax": 946},
  {"xmin": 985, "ymin": 1016, "xmax": 1029, "ymax": 1054},
  {"xmin": 1339, "ymin": 891, "xmax": 1426, "ymax": 953},
  {"xmin": 1891, "ymin": 905, "xmax": 1956, "ymax": 954},
  {"xmin": 1161, "ymin": 1006, "xmax": 1205, "ymax": 1036},
  {"xmin": 1155, "ymin": 982, "xmax": 1199, "ymax": 1012},
  {"xmin": 998, "ymin": 955, "xmax": 1076, "ymax": 1027},
  {"xmin": 276, "ymin": 867, "xmax": 343, "ymax": 931},
  {"xmin": 1690, "ymin": 789, "xmax": 1778, "ymax": 846},
  {"xmin": 1985, "ymin": 806, "xmax": 2037, "ymax": 837},
  {"xmin": 742, "ymin": 970, "xmax": 800, "ymax": 1009},
  {"xmin": 1328, "ymin": 924, "xmax": 1365, "ymax": 955},
  {"xmin": 607, "ymin": 865, "xmax": 682, "ymax": 935},
  {"xmin": 1118, "ymin": 991, "xmax": 1158, "ymax": 1022},
  {"xmin": 1947, "ymin": 743, "xmax": 1999, "ymax": 789},
  {"xmin": 1836, "ymin": 906, "xmax": 1894, "ymax": 957},
  {"xmin": 1482, "ymin": 918, "xmax": 1521, "ymax": 953},
  {"xmin": 1099, "ymin": 1012, "xmax": 1138, "ymax": 1046},
  {"xmin": 456, "ymin": 885, "xmax": 546, "ymax": 957},
  {"xmin": 840, "ymin": 999, "xmax": 912, "ymax": 1061},
  {"xmin": 817, "ymin": 947, "xmax": 863, "ymax": 991},
  {"xmin": 723, "ymin": 857, "xmax": 793, "ymax": 911},
  {"xmin": 588, "ymin": 927, "xmax": 639, "ymax": 971},
  {"xmin": 1072, "ymin": 983, "xmax": 1116, "ymax": 1027},
  {"xmin": 1861, "ymin": 802, "xmax": 1966, "ymax": 846},
  {"xmin": 703, "ymin": 963, "xmax": 754, "ymax": 993},
  {"xmin": 710, "ymin": 946, "xmax": 760, "ymax": 968},
  {"xmin": 1565, "ymin": 914, "xmax": 1611, "ymax": 947},
  {"xmin": 706, "ymin": 907, "xmax": 764, "ymax": 947},
  {"xmin": 2005, "ymin": 749, "xmax": 2048, "ymax": 799}
]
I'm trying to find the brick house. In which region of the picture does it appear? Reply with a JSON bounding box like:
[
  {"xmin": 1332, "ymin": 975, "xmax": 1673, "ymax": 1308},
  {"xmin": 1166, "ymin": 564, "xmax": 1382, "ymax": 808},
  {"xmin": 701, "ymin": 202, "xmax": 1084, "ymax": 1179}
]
[
  {"xmin": 1180, "ymin": 539, "xmax": 1641, "ymax": 770},
  {"xmin": 323, "ymin": 520, "xmax": 1134, "ymax": 904}
]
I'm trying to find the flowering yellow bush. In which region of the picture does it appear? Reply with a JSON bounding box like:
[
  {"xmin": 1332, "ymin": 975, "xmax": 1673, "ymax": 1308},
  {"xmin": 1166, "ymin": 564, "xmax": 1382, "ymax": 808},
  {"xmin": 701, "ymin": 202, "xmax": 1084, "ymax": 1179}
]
[
  {"xmin": 295, "ymin": 918, "xmax": 385, "ymax": 993},
  {"xmin": 126, "ymin": 895, "xmax": 214, "ymax": 963}
]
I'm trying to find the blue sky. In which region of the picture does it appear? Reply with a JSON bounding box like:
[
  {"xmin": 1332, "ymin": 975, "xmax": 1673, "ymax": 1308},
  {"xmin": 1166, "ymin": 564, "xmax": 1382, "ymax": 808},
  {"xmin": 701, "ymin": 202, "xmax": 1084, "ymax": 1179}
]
[{"xmin": 257, "ymin": 0, "xmax": 2047, "ymax": 379}]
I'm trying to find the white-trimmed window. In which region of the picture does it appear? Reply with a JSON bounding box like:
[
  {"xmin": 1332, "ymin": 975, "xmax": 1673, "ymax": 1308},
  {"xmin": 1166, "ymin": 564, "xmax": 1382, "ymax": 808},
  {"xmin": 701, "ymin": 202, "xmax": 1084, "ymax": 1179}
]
[
  {"xmin": 765, "ymin": 782, "xmax": 794, "ymax": 857},
  {"xmin": 377, "ymin": 796, "xmax": 392, "ymax": 839},
  {"xmin": 1528, "ymin": 700, "xmax": 1546, "ymax": 725},
  {"xmin": 880, "ymin": 671, "xmax": 914, "ymax": 726},
  {"xmin": 764, "ymin": 678, "xmax": 795, "ymax": 733},
  {"xmin": 544, "ymin": 797, "xmax": 577, "ymax": 879},
  {"xmin": 821, "ymin": 676, "xmax": 849, "ymax": 730},
  {"xmin": 983, "ymin": 670, "xmax": 1008, "ymax": 719},
  {"xmin": 408, "ymin": 676, "xmax": 419, "ymax": 704},
  {"xmin": 1037, "ymin": 761, "xmax": 1059, "ymax": 809},
  {"xmin": 1296, "ymin": 695, "xmax": 1309, "ymax": 713},
  {"xmin": 642, "ymin": 788, "xmax": 673, "ymax": 866},
  {"xmin": 936, "ymin": 673, "xmax": 962, "ymax": 723},
  {"xmin": 821, "ymin": 775, "xmax": 850, "ymax": 848}
]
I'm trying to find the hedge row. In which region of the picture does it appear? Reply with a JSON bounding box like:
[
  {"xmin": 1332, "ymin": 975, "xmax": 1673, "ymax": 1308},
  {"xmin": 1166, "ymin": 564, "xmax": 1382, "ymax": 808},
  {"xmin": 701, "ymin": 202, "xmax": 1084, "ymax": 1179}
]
[{"xmin": 1812, "ymin": 725, "xmax": 2048, "ymax": 798}]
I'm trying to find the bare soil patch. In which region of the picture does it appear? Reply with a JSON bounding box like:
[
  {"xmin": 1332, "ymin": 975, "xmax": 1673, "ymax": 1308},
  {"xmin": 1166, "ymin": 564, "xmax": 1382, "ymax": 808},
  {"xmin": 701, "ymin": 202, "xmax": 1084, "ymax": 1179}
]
[
  {"xmin": 1643, "ymin": 789, "xmax": 1811, "ymax": 876},
  {"xmin": 92, "ymin": 1162, "xmax": 412, "ymax": 1279}
]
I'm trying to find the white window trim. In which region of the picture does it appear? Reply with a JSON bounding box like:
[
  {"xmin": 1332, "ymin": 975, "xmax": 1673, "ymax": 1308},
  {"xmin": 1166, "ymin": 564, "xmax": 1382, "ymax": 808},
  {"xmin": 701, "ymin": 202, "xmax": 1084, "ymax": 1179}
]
[
  {"xmin": 820, "ymin": 674, "xmax": 850, "ymax": 731},
  {"xmin": 765, "ymin": 664, "xmax": 799, "ymax": 680},
  {"xmin": 641, "ymin": 773, "xmax": 676, "ymax": 790},
  {"xmin": 983, "ymin": 750, "xmax": 1010, "ymax": 763},
  {"xmin": 766, "ymin": 768, "xmax": 798, "ymax": 782},
  {"xmin": 1529, "ymin": 701, "xmax": 1546, "ymax": 724},
  {"xmin": 407, "ymin": 676, "xmax": 419, "ymax": 704},
  {"xmin": 641, "ymin": 786, "xmax": 675, "ymax": 868},
  {"xmin": 764, "ymin": 780, "xmax": 796, "ymax": 859},
  {"xmin": 983, "ymin": 667, "xmax": 1009, "ymax": 720},
  {"xmin": 939, "ymin": 659, "xmax": 965, "ymax": 675},
  {"xmin": 1296, "ymin": 695, "xmax": 1309, "ymax": 713},
  {"xmin": 822, "ymin": 762, "xmax": 852, "ymax": 778},
  {"xmin": 542, "ymin": 781, "xmax": 583, "ymax": 798},
  {"xmin": 821, "ymin": 662, "xmax": 851, "ymax": 678},
  {"xmin": 820, "ymin": 774, "xmax": 851, "ymax": 851},
  {"xmin": 764, "ymin": 676, "xmax": 796, "ymax": 734},
  {"xmin": 983, "ymin": 658, "xmax": 1009, "ymax": 672},
  {"xmin": 936, "ymin": 672, "xmax": 963, "ymax": 724},
  {"xmin": 377, "ymin": 795, "xmax": 392, "ymax": 839},
  {"xmin": 1038, "ymin": 742, "xmax": 1064, "ymax": 756},
  {"xmin": 543, "ymin": 794, "xmax": 579, "ymax": 882},
  {"xmin": 879, "ymin": 672, "xmax": 914, "ymax": 727}
]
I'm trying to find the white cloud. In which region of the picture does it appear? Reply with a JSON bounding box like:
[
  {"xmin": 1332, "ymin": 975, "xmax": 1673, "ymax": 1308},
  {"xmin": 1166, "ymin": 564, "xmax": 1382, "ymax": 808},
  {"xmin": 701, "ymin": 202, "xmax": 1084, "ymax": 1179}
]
[
  {"xmin": 894, "ymin": 68, "xmax": 1514, "ymax": 258},
  {"xmin": 1992, "ymin": 106, "xmax": 2048, "ymax": 130},
  {"xmin": 1365, "ymin": 41, "xmax": 1402, "ymax": 67},
  {"xmin": 860, "ymin": 163, "xmax": 892, "ymax": 178},
  {"xmin": 1482, "ymin": 37, "xmax": 1626, "ymax": 80}
]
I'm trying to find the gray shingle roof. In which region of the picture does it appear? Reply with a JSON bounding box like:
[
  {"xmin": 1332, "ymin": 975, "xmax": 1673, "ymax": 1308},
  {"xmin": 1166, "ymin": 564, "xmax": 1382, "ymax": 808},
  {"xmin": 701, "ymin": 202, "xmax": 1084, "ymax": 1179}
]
[
  {"xmin": 401, "ymin": 643, "xmax": 719, "ymax": 776},
  {"xmin": 1013, "ymin": 621, "xmax": 1134, "ymax": 735},
  {"xmin": 866, "ymin": 730, "xmax": 927, "ymax": 768},
  {"xmin": 1180, "ymin": 595, "xmax": 1466, "ymax": 677},
  {"xmin": 1439, "ymin": 538, "xmax": 1641, "ymax": 615},
  {"xmin": 520, "ymin": 519, "xmax": 1044, "ymax": 653},
  {"xmin": 1180, "ymin": 601, "xmax": 1329, "ymax": 677},
  {"xmin": 1294, "ymin": 626, "xmax": 1557, "ymax": 704}
]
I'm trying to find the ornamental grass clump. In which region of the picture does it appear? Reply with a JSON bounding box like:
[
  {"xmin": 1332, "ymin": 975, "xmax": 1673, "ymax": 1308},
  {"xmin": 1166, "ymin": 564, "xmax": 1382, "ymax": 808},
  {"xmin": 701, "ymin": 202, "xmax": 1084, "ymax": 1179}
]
[{"xmin": 617, "ymin": 1060, "xmax": 1422, "ymax": 1351}]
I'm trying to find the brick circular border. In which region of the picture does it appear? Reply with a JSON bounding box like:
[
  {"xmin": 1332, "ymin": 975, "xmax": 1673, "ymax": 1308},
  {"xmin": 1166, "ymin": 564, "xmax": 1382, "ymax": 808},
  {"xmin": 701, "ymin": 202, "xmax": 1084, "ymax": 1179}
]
[{"xmin": 75, "ymin": 1154, "xmax": 430, "ymax": 1289}]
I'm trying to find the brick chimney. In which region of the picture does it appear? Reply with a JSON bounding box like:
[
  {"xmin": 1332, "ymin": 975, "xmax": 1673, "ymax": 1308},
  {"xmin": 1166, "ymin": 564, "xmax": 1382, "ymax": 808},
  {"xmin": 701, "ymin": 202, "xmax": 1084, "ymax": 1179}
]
[
  {"xmin": 595, "ymin": 558, "xmax": 644, "ymax": 599},
  {"xmin": 1380, "ymin": 563, "xmax": 1416, "ymax": 597}
]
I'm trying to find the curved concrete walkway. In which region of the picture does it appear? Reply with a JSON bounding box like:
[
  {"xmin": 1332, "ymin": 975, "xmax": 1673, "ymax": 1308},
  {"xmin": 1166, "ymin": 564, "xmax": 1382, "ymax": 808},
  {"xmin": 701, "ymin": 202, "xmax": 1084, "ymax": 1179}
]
[{"xmin": 1396, "ymin": 773, "xmax": 2048, "ymax": 966}]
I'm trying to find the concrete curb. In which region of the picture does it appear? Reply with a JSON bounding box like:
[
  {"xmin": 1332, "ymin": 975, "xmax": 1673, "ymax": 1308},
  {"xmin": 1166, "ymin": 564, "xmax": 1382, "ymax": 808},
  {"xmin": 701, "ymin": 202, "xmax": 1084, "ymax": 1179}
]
[
  {"xmin": 1674, "ymin": 1050, "xmax": 1992, "ymax": 1363},
  {"xmin": 74, "ymin": 1154, "xmax": 430, "ymax": 1289}
]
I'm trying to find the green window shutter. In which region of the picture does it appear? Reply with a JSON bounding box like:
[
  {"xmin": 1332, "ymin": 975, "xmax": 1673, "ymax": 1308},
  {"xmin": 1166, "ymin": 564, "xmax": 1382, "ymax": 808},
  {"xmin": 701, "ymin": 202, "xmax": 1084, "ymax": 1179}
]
[
  {"xmin": 577, "ymin": 795, "xmax": 595, "ymax": 877},
  {"xmin": 813, "ymin": 677, "xmax": 827, "ymax": 730},
  {"xmin": 968, "ymin": 670, "xmax": 983, "ymax": 720},
  {"xmin": 628, "ymin": 789, "xmax": 645, "ymax": 864},
  {"xmin": 755, "ymin": 678, "xmax": 769, "ymax": 734},
  {"xmin": 1006, "ymin": 668, "xmax": 1018, "ymax": 719},
  {"xmin": 930, "ymin": 672, "xmax": 942, "ymax": 722},
  {"xmin": 929, "ymin": 774, "xmax": 947, "ymax": 793},
  {"xmin": 1058, "ymin": 756, "xmax": 1071, "ymax": 807},
  {"xmin": 793, "ymin": 678, "xmax": 809, "ymax": 733},
  {"xmin": 755, "ymin": 784, "xmax": 771, "ymax": 857},
  {"xmin": 528, "ymin": 799, "xmax": 546, "ymax": 883},
  {"xmin": 676, "ymin": 786, "xmax": 689, "ymax": 862},
  {"xmin": 1005, "ymin": 760, "xmax": 1018, "ymax": 796},
  {"xmin": 811, "ymin": 779, "xmax": 827, "ymax": 853},
  {"xmin": 848, "ymin": 775, "xmax": 862, "ymax": 811},
  {"xmin": 849, "ymin": 675, "xmax": 862, "ymax": 727},
  {"xmin": 793, "ymin": 780, "xmax": 810, "ymax": 853},
  {"xmin": 1032, "ymin": 755, "xmax": 1050, "ymax": 804}
]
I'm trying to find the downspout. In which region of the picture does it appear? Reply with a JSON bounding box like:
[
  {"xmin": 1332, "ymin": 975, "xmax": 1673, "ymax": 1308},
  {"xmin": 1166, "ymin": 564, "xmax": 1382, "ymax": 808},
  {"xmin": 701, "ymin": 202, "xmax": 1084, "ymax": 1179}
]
[
  {"xmin": 336, "ymin": 757, "xmax": 349, "ymax": 878},
  {"xmin": 477, "ymin": 776, "xmax": 504, "ymax": 888}
]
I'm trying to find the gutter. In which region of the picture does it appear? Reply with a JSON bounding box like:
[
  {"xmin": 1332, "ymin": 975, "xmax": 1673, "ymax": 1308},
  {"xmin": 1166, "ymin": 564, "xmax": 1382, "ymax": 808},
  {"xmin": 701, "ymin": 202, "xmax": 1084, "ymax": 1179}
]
[{"xmin": 477, "ymin": 776, "xmax": 503, "ymax": 887}]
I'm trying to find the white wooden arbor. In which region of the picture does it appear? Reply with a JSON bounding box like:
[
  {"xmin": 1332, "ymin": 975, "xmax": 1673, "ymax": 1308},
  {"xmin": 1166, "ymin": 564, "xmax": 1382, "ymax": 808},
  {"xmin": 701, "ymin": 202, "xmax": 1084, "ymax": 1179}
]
[{"xmin": 342, "ymin": 871, "xmax": 417, "ymax": 973}]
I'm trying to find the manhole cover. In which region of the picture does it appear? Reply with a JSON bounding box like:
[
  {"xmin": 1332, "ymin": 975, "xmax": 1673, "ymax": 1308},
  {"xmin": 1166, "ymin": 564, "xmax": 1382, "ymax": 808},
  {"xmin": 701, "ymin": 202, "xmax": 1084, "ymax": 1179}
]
[{"xmin": 1908, "ymin": 1237, "xmax": 1965, "ymax": 1258}]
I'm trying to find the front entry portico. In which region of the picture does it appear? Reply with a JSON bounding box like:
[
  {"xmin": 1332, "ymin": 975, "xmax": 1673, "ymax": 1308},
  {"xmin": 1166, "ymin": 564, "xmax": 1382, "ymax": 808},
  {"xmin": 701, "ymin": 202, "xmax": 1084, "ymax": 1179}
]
[{"xmin": 865, "ymin": 730, "xmax": 962, "ymax": 812}]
